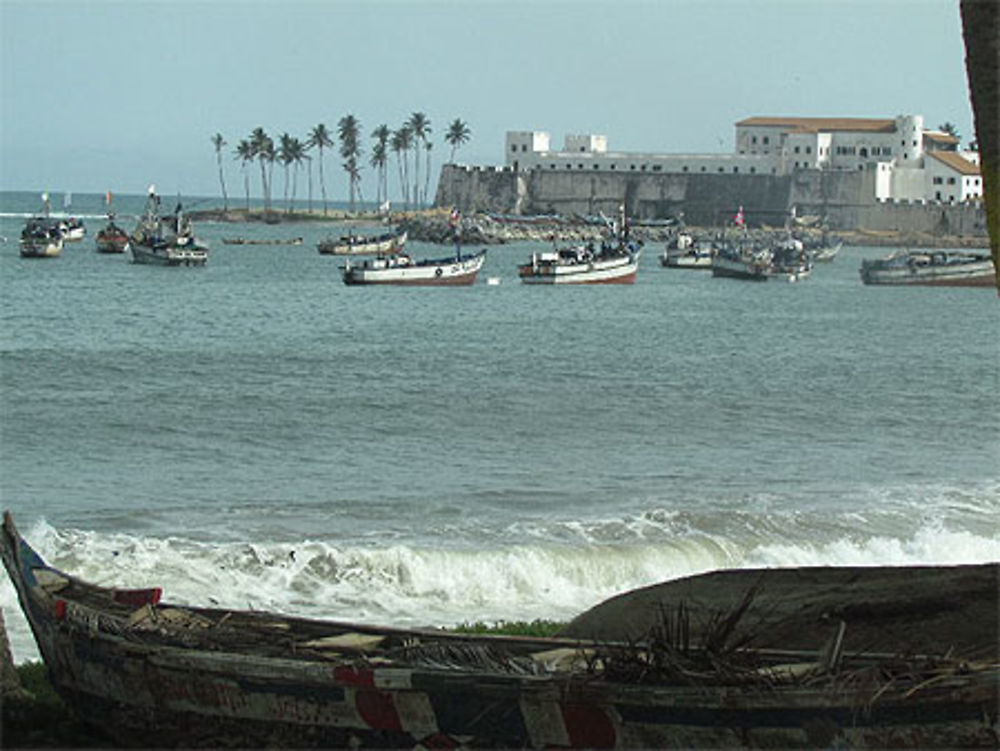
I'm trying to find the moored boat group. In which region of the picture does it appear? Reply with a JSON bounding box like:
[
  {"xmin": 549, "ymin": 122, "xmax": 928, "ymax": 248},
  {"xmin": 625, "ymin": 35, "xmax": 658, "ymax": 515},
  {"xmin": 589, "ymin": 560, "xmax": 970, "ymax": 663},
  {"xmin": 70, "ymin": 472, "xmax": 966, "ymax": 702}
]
[
  {"xmin": 14, "ymin": 195, "xmax": 995, "ymax": 287},
  {"xmin": 17, "ymin": 188, "xmax": 208, "ymax": 266}
]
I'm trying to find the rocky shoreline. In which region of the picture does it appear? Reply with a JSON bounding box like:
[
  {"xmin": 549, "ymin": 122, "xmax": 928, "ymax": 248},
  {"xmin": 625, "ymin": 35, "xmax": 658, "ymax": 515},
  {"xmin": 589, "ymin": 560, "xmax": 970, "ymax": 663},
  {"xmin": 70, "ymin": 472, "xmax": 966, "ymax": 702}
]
[
  {"xmin": 398, "ymin": 213, "xmax": 991, "ymax": 249},
  {"xmin": 189, "ymin": 208, "xmax": 990, "ymax": 249}
]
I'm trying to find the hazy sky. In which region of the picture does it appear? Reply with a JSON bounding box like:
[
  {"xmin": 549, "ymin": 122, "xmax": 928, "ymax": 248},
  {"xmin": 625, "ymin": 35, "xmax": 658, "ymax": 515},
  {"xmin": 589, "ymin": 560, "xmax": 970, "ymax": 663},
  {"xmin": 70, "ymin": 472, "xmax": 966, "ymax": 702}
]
[{"xmin": 0, "ymin": 0, "xmax": 975, "ymax": 200}]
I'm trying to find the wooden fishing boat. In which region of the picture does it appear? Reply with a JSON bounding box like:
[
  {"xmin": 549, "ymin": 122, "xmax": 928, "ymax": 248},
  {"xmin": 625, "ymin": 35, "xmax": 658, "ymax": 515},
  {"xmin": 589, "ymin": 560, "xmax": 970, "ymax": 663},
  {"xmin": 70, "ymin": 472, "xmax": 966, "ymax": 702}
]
[
  {"xmin": 318, "ymin": 229, "xmax": 407, "ymax": 255},
  {"xmin": 2, "ymin": 511, "xmax": 995, "ymax": 749},
  {"xmin": 342, "ymin": 248, "xmax": 486, "ymax": 286},
  {"xmin": 130, "ymin": 187, "xmax": 208, "ymax": 266},
  {"xmin": 58, "ymin": 217, "xmax": 86, "ymax": 242},
  {"xmin": 711, "ymin": 245, "xmax": 770, "ymax": 281},
  {"xmin": 518, "ymin": 206, "xmax": 643, "ymax": 285},
  {"xmin": 94, "ymin": 221, "xmax": 131, "ymax": 254},
  {"xmin": 661, "ymin": 243, "xmax": 715, "ymax": 269},
  {"xmin": 19, "ymin": 217, "xmax": 64, "ymax": 258},
  {"xmin": 19, "ymin": 193, "xmax": 63, "ymax": 258},
  {"xmin": 859, "ymin": 250, "xmax": 995, "ymax": 286},
  {"xmin": 518, "ymin": 243, "xmax": 641, "ymax": 284},
  {"xmin": 712, "ymin": 237, "xmax": 812, "ymax": 282}
]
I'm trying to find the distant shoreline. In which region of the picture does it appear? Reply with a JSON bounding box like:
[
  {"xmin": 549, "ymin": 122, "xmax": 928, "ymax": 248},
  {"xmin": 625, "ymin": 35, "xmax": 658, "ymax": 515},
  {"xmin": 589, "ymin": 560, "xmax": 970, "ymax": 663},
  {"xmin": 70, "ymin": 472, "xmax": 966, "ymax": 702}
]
[{"xmin": 187, "ymin": 207, "xmax": 990, "ymax": 249}]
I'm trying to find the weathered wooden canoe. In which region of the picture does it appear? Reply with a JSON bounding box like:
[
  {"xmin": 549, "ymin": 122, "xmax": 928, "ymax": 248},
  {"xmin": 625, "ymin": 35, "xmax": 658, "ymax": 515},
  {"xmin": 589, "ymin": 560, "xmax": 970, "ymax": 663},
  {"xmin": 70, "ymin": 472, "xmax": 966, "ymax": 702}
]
[
  {"xmin": 318, "ymin": 230, "xmax": 407, "ymax": 255},
  {"xmin": 1, "ymin": 512, "xmax": 996, "ymax": 749}
]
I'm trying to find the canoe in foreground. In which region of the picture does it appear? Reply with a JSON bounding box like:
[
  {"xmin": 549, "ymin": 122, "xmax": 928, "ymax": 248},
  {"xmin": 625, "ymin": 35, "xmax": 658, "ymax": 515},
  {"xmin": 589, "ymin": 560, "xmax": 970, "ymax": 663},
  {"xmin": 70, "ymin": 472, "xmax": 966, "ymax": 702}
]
[
  {"xmin": 342, "ymin": 249, "xmax": 486, "ymax": 286},
  {"xmin": 1, "ymin": 512, "xmax": 996, "ymax": 749}
]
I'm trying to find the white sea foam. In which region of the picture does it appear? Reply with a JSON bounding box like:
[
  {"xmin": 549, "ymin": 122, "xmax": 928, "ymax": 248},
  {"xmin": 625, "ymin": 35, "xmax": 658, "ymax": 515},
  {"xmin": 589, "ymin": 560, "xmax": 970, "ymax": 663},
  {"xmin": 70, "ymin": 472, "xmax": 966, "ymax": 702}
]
[{"xmin": 3, "ymin": 514, "xmax": 997, "ymax": 664}]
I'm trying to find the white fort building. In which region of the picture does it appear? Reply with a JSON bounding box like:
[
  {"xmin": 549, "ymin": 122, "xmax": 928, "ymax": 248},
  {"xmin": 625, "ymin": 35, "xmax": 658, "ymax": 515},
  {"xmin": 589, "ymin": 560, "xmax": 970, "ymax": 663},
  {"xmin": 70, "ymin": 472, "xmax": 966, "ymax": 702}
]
[{"xmin": 505, "ymin": 115, "xmax": 982, "ymax": 204}]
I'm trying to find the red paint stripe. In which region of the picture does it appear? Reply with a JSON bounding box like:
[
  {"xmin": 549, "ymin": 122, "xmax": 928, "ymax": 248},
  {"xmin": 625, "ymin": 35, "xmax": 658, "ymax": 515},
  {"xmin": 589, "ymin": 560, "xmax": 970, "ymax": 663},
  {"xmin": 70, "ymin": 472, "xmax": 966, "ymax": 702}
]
[
  {"xmin": 561, "ymin": 703, "xmax": 616, "ymax": 749},
  {"xmin": 355, "ymin": 690, "xmax": 402, "ymax": 731},
  {"xmin": 334, "ymin": 666, "xmax": 375, "ymax": 687},
  {"xmin": 112, "ymin": 587, "xmax": 162, "ymax": 606}
]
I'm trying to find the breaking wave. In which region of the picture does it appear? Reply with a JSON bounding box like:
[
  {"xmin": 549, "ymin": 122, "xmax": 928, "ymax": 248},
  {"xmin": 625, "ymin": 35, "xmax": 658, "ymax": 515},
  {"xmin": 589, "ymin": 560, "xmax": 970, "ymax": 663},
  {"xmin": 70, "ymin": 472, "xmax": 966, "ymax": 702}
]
[{"xmin": 4, "ymin": 499, "xmax": 997, "ymax": 663}]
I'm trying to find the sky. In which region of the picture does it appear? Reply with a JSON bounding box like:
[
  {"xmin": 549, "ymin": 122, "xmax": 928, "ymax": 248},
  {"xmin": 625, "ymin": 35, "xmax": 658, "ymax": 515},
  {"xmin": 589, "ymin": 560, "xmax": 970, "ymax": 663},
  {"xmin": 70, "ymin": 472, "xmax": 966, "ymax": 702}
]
[{"xmin": 0, "ymin": 0, "xmax": 976, "ymax": 201}]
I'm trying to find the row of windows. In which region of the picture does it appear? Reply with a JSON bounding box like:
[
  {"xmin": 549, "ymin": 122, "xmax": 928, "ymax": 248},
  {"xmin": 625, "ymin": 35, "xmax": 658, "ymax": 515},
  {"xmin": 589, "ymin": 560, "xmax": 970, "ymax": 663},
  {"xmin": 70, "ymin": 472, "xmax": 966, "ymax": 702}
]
[
  {"xmin": 547, "ymin": 163, "xmax": 764, "ymax": 174},
  {"xmin": 932, "ymin": 176, "xmax": 981, "ymax": 186}
]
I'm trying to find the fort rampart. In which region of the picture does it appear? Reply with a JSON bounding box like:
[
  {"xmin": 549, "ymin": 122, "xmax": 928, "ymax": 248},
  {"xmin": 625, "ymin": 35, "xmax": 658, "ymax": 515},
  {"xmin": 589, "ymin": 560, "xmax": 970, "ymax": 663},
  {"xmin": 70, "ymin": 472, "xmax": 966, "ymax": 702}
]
[{"xmin": 434, "ymin": 164, "xmax": 988, "ymax": 238}]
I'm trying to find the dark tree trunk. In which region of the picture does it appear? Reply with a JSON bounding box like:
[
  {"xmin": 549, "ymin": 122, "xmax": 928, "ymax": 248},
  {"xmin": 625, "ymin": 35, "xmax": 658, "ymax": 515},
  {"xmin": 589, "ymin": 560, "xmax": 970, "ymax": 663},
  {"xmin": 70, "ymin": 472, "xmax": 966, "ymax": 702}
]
[{"xmin": 960, "ymin": 0, "xmax": 999, "ymax": 292}]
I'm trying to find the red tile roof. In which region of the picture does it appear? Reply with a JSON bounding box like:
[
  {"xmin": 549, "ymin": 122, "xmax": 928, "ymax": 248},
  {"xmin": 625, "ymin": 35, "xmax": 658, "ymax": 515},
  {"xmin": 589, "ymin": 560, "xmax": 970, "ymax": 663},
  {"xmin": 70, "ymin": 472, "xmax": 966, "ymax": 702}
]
[
  {"xmin": 735, "ymin": 117, "xmax": 897, "ymax": 133},
  {"xmin": 924, "ymin": 131, "xmax": 961, "ymax": 144},
  {"xmin": 927, "ymin": 151, "xmax": 980, "ymax": 175}
]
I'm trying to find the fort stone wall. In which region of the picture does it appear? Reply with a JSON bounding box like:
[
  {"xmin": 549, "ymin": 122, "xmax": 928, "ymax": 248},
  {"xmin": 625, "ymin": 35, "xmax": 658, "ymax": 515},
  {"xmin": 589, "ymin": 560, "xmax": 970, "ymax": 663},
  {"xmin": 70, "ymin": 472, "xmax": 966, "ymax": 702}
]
[{"xmin": 434, "ymin": 164, "xmax": 988, "ymax": 237}]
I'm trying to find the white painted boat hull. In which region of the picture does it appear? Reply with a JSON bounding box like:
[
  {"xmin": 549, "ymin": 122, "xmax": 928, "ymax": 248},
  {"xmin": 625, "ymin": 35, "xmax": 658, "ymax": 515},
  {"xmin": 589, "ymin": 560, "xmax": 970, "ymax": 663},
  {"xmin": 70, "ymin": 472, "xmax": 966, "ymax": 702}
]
[
  {"xmin": 342, "ymin": 250, "xmax": 485, "ymax": 286},
  {"xmin": 860, "ymin": 255, "xmax": 995, "ymax": 286},
  {"xmin": 20, "ymin": 237, "xmax": 63, "ymax": 258},
  {"xmin": 518, "ymin": 253, "xmax": 640, "ymax": 284},
  {"xmin": 131, "ymin": 243, "xmax": 208, "ymax": 266}
]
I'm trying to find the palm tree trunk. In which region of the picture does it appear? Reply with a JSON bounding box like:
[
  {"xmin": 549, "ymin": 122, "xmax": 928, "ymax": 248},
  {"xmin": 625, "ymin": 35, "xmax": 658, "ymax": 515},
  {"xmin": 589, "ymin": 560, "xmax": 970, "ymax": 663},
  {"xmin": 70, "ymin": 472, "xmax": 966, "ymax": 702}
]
[
  {"xmin": 284, "ymin": 165, "xmax": 291, "ymax": 213},
  {"xmin": 413, "ymin": 142, "xmax": 421, "ymax": 208},
  {"xmin": 424, "ymin": 149, "xmax": 432, "ymax": 207},
  {"xmin": 318, "ymin": 147, "xmax": 328, "ymax": 215},
  {"xmin": 960, "ymin": 0, "xmax": 999, "ymax": 293},
  {"xmin": 216, "ymin": 154, "xmax": 229, "ymax": 212},
  {"xmin": 258, "ymin": 161, "xmax": 268, "ymax": 212}
]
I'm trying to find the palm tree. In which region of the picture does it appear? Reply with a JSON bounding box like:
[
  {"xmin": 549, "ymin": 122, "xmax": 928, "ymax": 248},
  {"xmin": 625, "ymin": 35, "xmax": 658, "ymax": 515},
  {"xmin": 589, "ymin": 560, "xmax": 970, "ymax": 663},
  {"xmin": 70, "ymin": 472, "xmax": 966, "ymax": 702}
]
[
  {"xmin": 234, "ymin": 139, "xmax": 253, "ymax": 212},
  {"xmin": 288, "ymin": 137, "xmax": 306, "ymax": 212},
  {"xmin": 307, "ymin": 123, "xmax": 334, "ymax": 215},
  {"xmin": 371, "ymin": 124, "xmax": 391, "ymax": 207},
  {"xmin": 407, "ymin": 113, "xmax": 430, "ymax": 207},
  {"xmin": 445, "ymin": 118, "xmax": 471, "ymax": 163},
  {"xmin": 391, "ymin": 126, "xmax": 412, "ymax": 208},
  {"xmin": 338, "ymin": 114, "xmax": 362, "ymax": 211},
  {"xmin": 305, "ymin": 154, "xmax": 314, "ymax": 213},
  {"xmin": 211, "ymin": 133, "xmax": 229, "ymax": 211},
  {"xmin": 249, "ymin": 127, "xmax": 274, "ymax": 211},
  {"xmin": 938, "ymin": 122, "xmax": 961, "ymax": 141},
  {"xmin": 279, "ymin": 132, "xmax": 295, "ymax": 212}
]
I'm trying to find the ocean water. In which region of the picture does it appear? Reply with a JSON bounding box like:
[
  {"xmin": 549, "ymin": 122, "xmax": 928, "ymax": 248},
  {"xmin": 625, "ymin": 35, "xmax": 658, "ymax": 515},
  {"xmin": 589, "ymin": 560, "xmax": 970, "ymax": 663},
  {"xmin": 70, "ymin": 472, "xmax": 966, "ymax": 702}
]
[{"xmin": 1, "ymin": 190, "xmax": 998, "ymax": 663}]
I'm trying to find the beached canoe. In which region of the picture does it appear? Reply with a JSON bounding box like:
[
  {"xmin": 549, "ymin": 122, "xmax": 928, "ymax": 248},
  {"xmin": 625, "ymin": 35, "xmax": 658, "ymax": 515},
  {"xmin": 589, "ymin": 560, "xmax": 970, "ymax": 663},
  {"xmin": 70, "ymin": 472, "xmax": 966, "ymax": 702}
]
[{"xmin": 1, "ymin": 511, "xmax": 996, "ymax": 749}]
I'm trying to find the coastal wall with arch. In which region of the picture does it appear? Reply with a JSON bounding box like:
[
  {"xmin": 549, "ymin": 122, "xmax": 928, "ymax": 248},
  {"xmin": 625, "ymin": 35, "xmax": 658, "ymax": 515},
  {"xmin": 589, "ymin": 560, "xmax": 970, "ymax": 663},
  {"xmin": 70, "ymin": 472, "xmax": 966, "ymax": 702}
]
[{"xmin": 435, "ymin": 163, "xmax": 989, "ymax": 237}]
